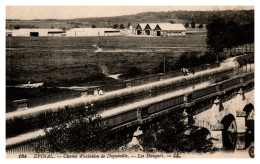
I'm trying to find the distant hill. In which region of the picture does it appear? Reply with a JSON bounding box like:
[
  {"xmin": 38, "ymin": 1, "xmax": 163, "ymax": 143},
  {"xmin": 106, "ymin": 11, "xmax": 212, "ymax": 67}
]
[{"xmin": 6, "ymin": 10, "xmax": 254, "ymax": 30}]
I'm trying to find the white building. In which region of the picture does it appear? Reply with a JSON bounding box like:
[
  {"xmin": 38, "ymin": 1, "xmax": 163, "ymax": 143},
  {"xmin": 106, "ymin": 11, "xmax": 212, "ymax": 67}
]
[
  {"xmin": 6, "ymin": 28, "xmax": 65, "ymax": 37},
  {"xmin": 154, "ymin": 23, "xmax": 186, "ymax": 36},
  {"xmin": 66, "ymin": 28, "xmax": 121, "ymax": 37},
  {"xmin": 135, "ymin": 23, "xmax": 187, "ymax": 36}
]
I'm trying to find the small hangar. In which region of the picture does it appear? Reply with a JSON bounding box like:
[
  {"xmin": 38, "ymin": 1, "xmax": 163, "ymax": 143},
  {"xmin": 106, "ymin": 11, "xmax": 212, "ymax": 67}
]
[{"xmin": 6, "ymin": 28, "xmax": 65, "ymax": 37}]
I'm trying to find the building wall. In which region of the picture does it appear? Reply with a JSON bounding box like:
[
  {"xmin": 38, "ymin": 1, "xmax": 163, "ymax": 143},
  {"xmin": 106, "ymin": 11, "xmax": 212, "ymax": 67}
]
[
  {"xmin": 104, "ymin": 32, "xmax": 121, "ymax": 36},
  {"xmin": 135, "ymin": 29, "xmax": 186, "ymax": 36},
  {"xmin": 66, "ymin": 31, "xmax": 103, "ymax": 37},
  {"xmin": 7, "ymin": 29, "xmax": 64, "ymax": 37},
  {"xmin": 152, "ymin": 30, "xmax": 186, "ymax": 37},
  {"xmin": 135, "ymin": 30, "xmax": 145, "ymax": 35},
  {"xmin": 66, "ymin": 30, "xmax": 121, "ymax": 37},
  {"xmin": 47, "ymin": 33, "xmax": 65, "ymax": 37}
]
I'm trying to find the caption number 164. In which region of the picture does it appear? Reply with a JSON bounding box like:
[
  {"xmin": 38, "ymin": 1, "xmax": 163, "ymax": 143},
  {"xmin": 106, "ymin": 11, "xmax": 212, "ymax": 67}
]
[{"xmin": 19, "ymin": 154, "xmax": 27, "ymax": 158}]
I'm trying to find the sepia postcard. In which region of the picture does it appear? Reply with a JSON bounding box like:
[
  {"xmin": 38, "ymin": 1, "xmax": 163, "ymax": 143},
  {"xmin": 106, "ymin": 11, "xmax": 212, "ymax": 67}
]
[{"xmin": 5, "ymin": 6, "xmax": 254, "ymax": 159}]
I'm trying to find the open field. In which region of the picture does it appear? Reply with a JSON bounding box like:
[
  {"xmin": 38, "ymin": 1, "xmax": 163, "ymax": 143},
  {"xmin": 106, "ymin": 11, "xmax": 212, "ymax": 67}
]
[{"xmin": 6, "ymin": 33, "xmax": 207, "ymax": 88}]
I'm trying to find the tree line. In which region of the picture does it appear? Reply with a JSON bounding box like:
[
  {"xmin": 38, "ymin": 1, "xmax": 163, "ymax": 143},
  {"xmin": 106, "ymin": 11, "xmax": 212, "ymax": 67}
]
[
  {"xmin": 206, "ymin": 16, "xmax": 254, "ymax": 56},
  {"xmin": 6, "ymin": 10, "xmax": 253, "ymax": 30}
]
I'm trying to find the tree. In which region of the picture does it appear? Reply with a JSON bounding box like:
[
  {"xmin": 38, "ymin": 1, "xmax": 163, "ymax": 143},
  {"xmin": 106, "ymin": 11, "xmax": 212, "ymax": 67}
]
[
  {"xmin": 191, "ymin": 21, "xmax": 196, "ymax": 28},
  {"xmin": 92, "ymin": 24, "xmax": 96, "ymax": 28},
  {"xmin": 141, "ymin": 110, "xmax": 216, "ymax": 153},
  {"xmin": 170, "ymin": 20, "xmax": 175, "ymax": 24},
  {"xmin": 113, "ymin": 24, "xmax": 118, "ymax": 29},
  {"xmin": 14, "ymin": 25, "xmax": 21, "ymax": 29},
  {"xmin": 198, "ymin": 24, "xmax": 203, "ymax": 28},
  {"xmin": 127, "ymin": 23, "xmax": 131, "ymax": 28},
  {"xmin": 200, "ymin": 51, "xmax": 217, "ymax": 64},
  {"xmin": 184, "ymin": 23, "xmax": 189, "ymax": 28},
  {"xmin": 177, "ymin": 51, "xmax": 200, "ymax": 68},
  {"xmin": 206, "ymin": 17, "xmax": 227, "ymax": 58},
  {"xmin": 206, "ymin": 16, "xmax": 253, "ymax": 58},
  {"xmin": 124, "ymin": 66, "xmax": 143, "ymax": 78},
  {"xmin": 153, "ymin": 58, "xmax": 172, "ymax": 74},
  {"xmin": 240, "ymin": 22, "xmax": 254, "ymax": 53},
  {"xmin": 42, "ymin": 105, "xmax": 111, "ymax": 153},
  {"xmin": 119, "ymin": 24, "xmax": 125, "ymax": 29},
  {"xmin": 225, "ymin": 21, "xmax": 240, "ymax": 55}
]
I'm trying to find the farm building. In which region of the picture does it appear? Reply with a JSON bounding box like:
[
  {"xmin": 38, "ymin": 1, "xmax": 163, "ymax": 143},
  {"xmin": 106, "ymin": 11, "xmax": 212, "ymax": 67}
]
[
  {"xmin": 6, "ymin": 28, "xmax": 65, "ymax": 37},
  {"xmin": 66, "ymin": 28, "xmax": 121, "ymax": 37},
  {"xmin": 135, "ymin": 23, "xmax": 186, "ymax": 36}
]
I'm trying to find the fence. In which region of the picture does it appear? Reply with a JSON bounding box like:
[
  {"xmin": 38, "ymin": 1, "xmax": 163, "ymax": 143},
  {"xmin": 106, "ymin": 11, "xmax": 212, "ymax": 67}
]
[
  {"xmin": 6, "ymin": 137, "xmax": 47, "ymax": 154},
  {"xmin": 87, "ymin": 62, "xmax": 220, "ymax": 94},
  {"xmin": 230, "ymin": 44, "xmax": 254, "ymax": 56},
  {"xmin": 7, "ymin": 91, "xmax": 81, "ymax": 113}
]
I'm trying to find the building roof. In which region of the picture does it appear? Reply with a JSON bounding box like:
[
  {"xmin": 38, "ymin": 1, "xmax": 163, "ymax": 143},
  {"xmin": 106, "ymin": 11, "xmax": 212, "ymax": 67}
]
[
  {"xmin": 156, "ymin": 24, "xmax": 186, "ymax": 31},
  {"xmin": 67, "ymin": 28, "xmax": 120, "ymax": 32},
  {"xmin": 136, "ymin": 23, "xmax": 147, "ymax": 30},
  {"xmin": 144, "ymin": 23, "xmax": 158, "ymax": 30},
  {"xmin": 148, "ymin": 23, "xmax": 158, "ymax": 29},
  {"xmin": 8, "ymin": 28, "xmax": 63, "ymax": 32},
  {"xmin": 138, "ymin": 23, "xmax": 186, "ymax": 31}
]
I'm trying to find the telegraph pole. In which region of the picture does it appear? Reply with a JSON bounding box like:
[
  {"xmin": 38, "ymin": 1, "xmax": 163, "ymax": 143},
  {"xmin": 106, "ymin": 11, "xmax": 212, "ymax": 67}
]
[{"xmin": 164, "ymin": 57, "xmax": 166, "ymax": 74}]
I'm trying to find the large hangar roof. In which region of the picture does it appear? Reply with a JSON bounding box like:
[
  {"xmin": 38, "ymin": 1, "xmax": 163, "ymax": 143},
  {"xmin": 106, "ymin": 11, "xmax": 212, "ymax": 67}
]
[
  {"xmin": 147, "ymin": 23, "xmax": 158, "ymax": 29},
  {"xmin": 67, "ymin": 28, "xmax": 120, "ymax": 32},
  {"xmin": 157, "ymin": 24, "xmax": 186, "ymax": 31},
  {"xmin": 8, "ymin": 28, "xmax": 63, "ymax": 32},
  {"xmin": 138, "ymin": 23, "xmax": 186, "ymax": 31}
]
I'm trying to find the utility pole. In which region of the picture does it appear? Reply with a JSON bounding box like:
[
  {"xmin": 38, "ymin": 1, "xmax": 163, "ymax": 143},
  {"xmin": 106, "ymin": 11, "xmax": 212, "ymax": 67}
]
[{"xmin": 164, "ymin": 57, "xmax": 166, "ymax": 74}]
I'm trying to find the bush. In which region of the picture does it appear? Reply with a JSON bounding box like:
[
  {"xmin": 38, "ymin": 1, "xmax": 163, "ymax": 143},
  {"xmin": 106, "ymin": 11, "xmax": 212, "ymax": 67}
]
[
  {"xmin": 177, "ymin": 51, "xmax": 200, "ymax": 68},
  {"xmin": 44, "ymin": 106, "xmax": 111, "ymax": 153},
  {"xmin": 119, "ymin": 24, "xmax": 125, "ymax": 29},
  {"xmin": 120, "ymin": 66, "xmax": 148, "ymax": 79},
  {"xmin": 113, "ymin": 24, "xmax": 118, "ymax": 28},
  {"xmin": 141, "ymin": 111, "xmax": 217, "ymax": 153},
  {"xmin": 191, "ymin": 21, "xmax": 196, "ymax": 28},
  {"xmin": 153, "ymin": 59, "xmax": 173, "ymax": 74},
  {"xmin": 177, "ymin": 51, "xmax": 217, "ymax": 69},
  {"xmin": 236, "ymin": 53, "xmax": 254, "ymax": 65}
]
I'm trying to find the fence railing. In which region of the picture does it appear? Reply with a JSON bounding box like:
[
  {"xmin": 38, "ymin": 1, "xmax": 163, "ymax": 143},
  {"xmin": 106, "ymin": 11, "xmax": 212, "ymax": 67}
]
[
  {"xmin": 6, "ymin": 91, "xmax": 81, "ymax": 113},
  {"xmin": 230, "ymin": 44, "xmax": 254, "ymax": 55},
  {"xmin": 88, "ymin": 62, "xmax": 220, "ymax": 94}
]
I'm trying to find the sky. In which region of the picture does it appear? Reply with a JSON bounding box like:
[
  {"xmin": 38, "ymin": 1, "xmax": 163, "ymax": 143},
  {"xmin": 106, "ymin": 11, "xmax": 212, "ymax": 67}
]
[{"xmin": 6, "ymin": 6, "xmax": 254, "ymax": 20}]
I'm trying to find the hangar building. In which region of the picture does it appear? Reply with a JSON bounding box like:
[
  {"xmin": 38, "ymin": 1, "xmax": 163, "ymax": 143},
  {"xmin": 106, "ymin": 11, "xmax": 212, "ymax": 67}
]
[
  {"xmin": 135, "ymin": 23, "xmax": 186, "ymax": 36},
  {"xmin": 6, "ymin": 28, "xmax": 65, "ymax": 37},
  {"xmin": 66, "ymin": 28, "xmax": 121, "ymax": 37}
]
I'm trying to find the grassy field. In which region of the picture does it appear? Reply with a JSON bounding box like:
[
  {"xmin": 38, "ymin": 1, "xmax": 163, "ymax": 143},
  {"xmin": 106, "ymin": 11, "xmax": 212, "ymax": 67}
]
[{"xmin": 6, "ymin": 33, "xmax": 207, "ymax": 87}]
